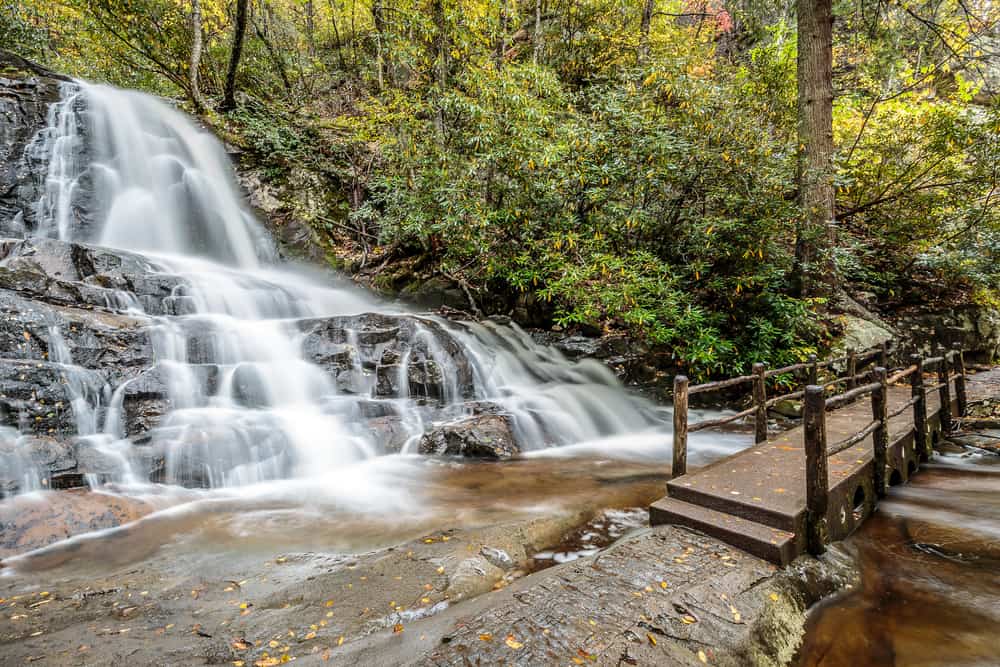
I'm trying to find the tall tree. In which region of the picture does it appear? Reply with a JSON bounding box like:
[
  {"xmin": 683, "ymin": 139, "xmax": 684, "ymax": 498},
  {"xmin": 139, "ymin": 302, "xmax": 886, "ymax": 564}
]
[
  {"xmin": 638, "ymin": 0, "xmax": 654, "ymax": 64},
  {"xmin": 220, "ymin": 0, "xmax": 249, "ymax": 111},
  {"xmin": 793, "ymin": 0, "xmax": 835, "ymax": 296},
  {"xmin": 189, "ymin": 0, "xmax": 208, "ymax": 111}
]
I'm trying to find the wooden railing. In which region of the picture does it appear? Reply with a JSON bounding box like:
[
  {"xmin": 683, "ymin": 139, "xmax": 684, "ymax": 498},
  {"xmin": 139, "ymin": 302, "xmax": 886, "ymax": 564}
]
[
  {"xmin": 671, "ymin": 341, "xmax": 892, "ymax": 476},
  {"xmin": 802, "ymin": 349, "xmax": 967, "ymax": 554}
]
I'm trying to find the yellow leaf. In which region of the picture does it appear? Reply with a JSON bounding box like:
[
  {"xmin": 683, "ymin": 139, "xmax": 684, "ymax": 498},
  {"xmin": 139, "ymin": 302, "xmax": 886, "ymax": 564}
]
[
  {"xmin": 393, "ymin": 624, "xmax": 404, "ymax": 634},
  {"xmin": 479, "ymin": 633, "xmax": 493, "ymax": 641},
  {"xmin": 337, "ymin": 636, "xmax": 344, "ymax": 646},
  {"xmin": 325, "ymin": 600, "xmax": 334, "ymax": 607},
  {"xmin": 698, "ymin": 650, "xmax": 708, "ymax": 663},
  {"xmin": 769, "ymin": 593, "xmax": 779, "ymax": 602},
  {"xmin": 305, "ymin": 631, "xmax": 316, "ymax": 640},
  {"xmin": 505, "ymin": 635, "xmax": 523, "ymax": 649},
  {"xmin": 646, "ymin": 632, "xmax": 657, "ymax": 646}
]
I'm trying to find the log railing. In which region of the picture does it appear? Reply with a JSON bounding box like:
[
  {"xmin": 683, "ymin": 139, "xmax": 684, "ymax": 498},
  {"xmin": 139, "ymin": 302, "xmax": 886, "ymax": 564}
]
[
  {"xmin": 671, "ymin": 341, "xmax": 893, "ymax": 476},
  {"xmin": 802, "ymin": 348, "xmax": 967, "ymax": 555}
]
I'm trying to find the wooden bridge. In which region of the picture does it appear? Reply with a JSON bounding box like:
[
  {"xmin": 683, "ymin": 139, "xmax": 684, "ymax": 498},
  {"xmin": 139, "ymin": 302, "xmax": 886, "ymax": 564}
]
[{"xmin": 649, "ymin": 344, "xmax": 969, "ymax": 565}]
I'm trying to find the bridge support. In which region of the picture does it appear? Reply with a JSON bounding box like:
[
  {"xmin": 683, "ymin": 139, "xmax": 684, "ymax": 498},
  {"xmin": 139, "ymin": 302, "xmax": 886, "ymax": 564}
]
[
  {"xmin": 952, "ymin": 349, "xmax": 967, "ymax": 417},
  {"xmin": 752, "ymin": 363, "xmax": 767, "ymax": 443},
  {"xmin": 672, "ymin": 375, "xmax": 688, "ymax": 477},
  {"xmin": 871, "ymin": 367, "xmax": 889, "ymax": 499},
  {"xmin": 910, "ymin": 354, "xmax": 928, "ymax": 459},
  {"xmin": 803, "ymin": 385, "xmax": 828, "ymax": 556},
  {"xmin": 939, "ymin": 351, "xmax": 953, "ymax": 431}
]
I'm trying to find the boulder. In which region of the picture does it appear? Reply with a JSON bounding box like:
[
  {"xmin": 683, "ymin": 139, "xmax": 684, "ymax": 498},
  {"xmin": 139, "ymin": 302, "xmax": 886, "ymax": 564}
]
[
  {"xmin": 298, "ymin": 313, "xmax": 475, "ymax": 400},
  {"xmin": 418, "ymin": 414, "xmax": 519, "ymax": 459},
  {"xmin": 831, "ymin": 314, "xmax": 894, "ymax": 357},
  {"xmin": 770, "ymin": 399, "xmax": 803, "ymax": 419}
]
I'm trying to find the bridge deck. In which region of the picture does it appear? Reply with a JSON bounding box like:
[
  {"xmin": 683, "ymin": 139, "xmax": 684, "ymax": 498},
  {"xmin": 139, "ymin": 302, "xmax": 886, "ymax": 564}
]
[{"xmin": 651, "ymin": 382, "xmax": 950, "ymax": 564}]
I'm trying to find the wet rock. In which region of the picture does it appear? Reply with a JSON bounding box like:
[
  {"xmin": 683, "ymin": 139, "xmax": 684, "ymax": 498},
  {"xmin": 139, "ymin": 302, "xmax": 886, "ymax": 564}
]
[
  {"xmin": 945, "ymin": 431, "xmax": 1000, "ymax": 454},
  {"xmin": 376, "ymin": 359, "xmax": 445, "ymax": 400},
  {"xmin": 0, "ymin": 51, "xmax": 73, "ymax": 237},
  {"xmin": 480, "ymin": 545, "xmax": 515, "ymax": 570},
  {"xmin": 771, "ymin": 399, "xmax": 803, "ymax": 418},
  {"xmin": 0, "ymin": 489, "xmax": 153, "ymax": 558},
  {"xmin": 418, "ymin": 414, "xmax": 519, "ymax": 459},
  {"xmin": 298, "ymin": 313, "xmax": 475, "ymax": 400},
  {"xmin": 0, "ymin": 359, "xmax": 104, "ymax": 435},
  {"xmin": 0, "ymin": 433, "xmax": 76, "ymax": 496},
  {"xmin": 367, "ymin": 416, "xmax": 415, "ymax": 454},
  {"xmin": 0, "ymin": 288, "xmax": 154, "ymax": 378},
  {"xmin": 0, "ymin": 237, "xmax": 192, "ymax": 315}
]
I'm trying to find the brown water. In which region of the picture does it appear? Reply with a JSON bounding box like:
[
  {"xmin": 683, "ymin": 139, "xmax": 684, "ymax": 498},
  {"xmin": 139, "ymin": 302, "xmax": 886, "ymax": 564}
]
[
  {"xmin": 798, "ymin": 450, "xmax": 1000, "ymax": 667},
  {"xmin": 0, "ymin": 455, "xmax": 672, "ymax": 576}
]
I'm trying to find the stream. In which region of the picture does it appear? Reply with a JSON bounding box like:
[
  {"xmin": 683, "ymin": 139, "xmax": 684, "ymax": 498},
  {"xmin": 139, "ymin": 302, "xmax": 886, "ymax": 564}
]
[{"xmin": 797, "ymin": 449, "xmax": 1000, "ymax": 666}]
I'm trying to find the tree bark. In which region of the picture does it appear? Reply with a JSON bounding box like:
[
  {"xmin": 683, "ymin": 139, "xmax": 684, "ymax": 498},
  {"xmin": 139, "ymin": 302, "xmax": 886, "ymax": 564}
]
[
  {"xmin": 793, "ymin": 0, "xmax": 836, "ymax": 296},
  {"xmin": 431, "ymin": 0, "xmax": 447, "ymax": 138},
  {"xmin": 533, "ymin": 0, "xmax": 542, "ymax": 64},
  {"xmin": 189, "ymin": 0, "xmax": 209, "ymax": 111},
  {"xmin": 372, "ymin": 0, "xmax": 386, "ymax": 89},
  {"xmin": 638, "ymin": 0, "xmax": 654, "ymax": 65},
  {"xmin": 220, "ymin": 0, "xmax": 250, "ymax": 111}
]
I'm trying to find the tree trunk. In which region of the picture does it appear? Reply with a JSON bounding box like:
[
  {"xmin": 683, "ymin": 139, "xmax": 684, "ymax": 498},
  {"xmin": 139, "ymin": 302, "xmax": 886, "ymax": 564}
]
[
  {"xmin": 793, "ymin": 0, "xmax": 836, "ymax": 296},
  {"xmin": 305, "ymin": 0, "xmax": 316, "ymax": 55},
  {"xmin": 432, "ymin": 0, "xmax": 447, "ymax": 139},
  {"xmin": 638, "ymin": 0, "xmax": 654, "ymax": 65},
  {"xmin": 220, "ymin": 0, "xmax": 250, "ymax": 111},
  {"xmin": 372, "ymin": 0, "xmax": 386, "ymax": 89},
  {"xmin": 252, "ymin": 6, "xmax": 293, "ymax": 96},
  {"xmin": 533, "ymin": 0, "xmax": 542, "ymax": 64},
  {"xmin": 189, "ymin": 0, "xmax": 209, "ymax": 111}
]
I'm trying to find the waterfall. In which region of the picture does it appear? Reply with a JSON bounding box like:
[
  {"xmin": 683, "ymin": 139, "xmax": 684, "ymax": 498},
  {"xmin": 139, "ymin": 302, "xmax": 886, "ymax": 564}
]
[{"xmin": 2, "ymin": 80, "xmax": 738, "ymax": 503}]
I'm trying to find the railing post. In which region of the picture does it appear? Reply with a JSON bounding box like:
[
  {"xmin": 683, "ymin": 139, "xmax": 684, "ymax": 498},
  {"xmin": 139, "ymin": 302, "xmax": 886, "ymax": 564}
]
[
  {"xmin": 952, "ymin": 347, "xmax": 967, "ymax": 418},
  {"xmin": 879, "ymin": 340, "xmax": 889, "ymax": 369},
  {"xmin": 752, "ymin": 362, "xmax": 767, "ymax": 444},
  {"xmin": 804, "ymin": 385, "xmax": 828, "ymax": 556},
  {"xmin": 672, "ymin": 376, "xmax": 688, "ymax": 477},
  {"xmin": 847, "ymin": 349, "xmax": 858, "ymax": 390},
  {"xmin": 871, "ymin": 367, "xmax": 889, "ymax": 499},
  {"xmin": 939, "ymin": 350, "xmax": 953, "ymax": 432},
  {"xmin": 807, "ymin": 353, "xmax": 818, "ymax": 386},
  {"xmin": 910, "ymin": 354, "xmax": 929, "ymax": 460}
]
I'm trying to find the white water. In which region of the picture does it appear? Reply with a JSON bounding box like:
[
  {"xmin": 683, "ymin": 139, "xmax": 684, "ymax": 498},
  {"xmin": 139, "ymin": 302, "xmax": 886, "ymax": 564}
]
[{"xmin": 3, "ymin": 81, "xmax": 745, "ymax": 527}]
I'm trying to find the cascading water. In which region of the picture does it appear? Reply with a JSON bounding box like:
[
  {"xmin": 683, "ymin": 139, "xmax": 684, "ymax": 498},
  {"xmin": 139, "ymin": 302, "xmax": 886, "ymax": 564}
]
[{"xmin": 1, "ymin": 79, "xmax": 745, "ymax": 562}]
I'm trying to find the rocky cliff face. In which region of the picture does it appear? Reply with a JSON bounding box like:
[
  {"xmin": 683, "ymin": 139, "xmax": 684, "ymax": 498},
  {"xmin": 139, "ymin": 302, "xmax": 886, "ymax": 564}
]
[{"xmin": 0, "ymin": 51, "xmax": 74, "ymax": 237}]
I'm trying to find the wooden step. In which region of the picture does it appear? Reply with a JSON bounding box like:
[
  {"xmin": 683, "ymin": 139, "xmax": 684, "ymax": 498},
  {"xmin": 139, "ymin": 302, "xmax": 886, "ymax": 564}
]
[
  {"xmin": 649, "ymin": 496, "xmax": 798, "ymax": 566},
  {"xmin": 666, "ymin": 476, "xmax": 801, "ymax": 532}
]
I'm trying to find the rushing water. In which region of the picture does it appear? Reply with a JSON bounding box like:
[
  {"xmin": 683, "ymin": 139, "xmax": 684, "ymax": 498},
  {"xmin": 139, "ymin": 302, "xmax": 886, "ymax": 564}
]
[
  {"xmin": 0, "ymin": 80, "xmax": 748, "ymax": 566},
  {"xmin": 797, "ymin": 450, "xmax": 1000, "ymax": 667}
]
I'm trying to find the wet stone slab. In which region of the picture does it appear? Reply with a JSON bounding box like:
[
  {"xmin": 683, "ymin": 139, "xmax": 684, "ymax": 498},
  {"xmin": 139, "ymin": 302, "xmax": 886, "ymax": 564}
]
[{"xmin": 341, "ymin": 526, "xmax": 856, "ymax": 667}]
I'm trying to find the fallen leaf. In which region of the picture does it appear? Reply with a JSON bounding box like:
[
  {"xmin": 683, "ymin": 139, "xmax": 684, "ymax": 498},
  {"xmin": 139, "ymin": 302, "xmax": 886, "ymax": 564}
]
[
  {"xmin": 393, "ymin": 624, "xmax": 404, "ymax": 634},
  {"xmin": 231, "ymin": 638, "xmax": 252, "ymax": 650},
  {"xmin": 769, "ymin": 593, "xmax": 779, "ymax": 602},
  {"xmin": 505, "ymin": 635, "xmax": 523, "ymax": 649},
  {"xmin": 698, "ymin": 649, "xmax": 708, "ymax": 663},
  {"xmin": 646, "ymin": 633, "xmax": 657, "ymax": 646},
  {"xmin": 305, "ymin": 631, "xmax": 316, "ymax": 640},
  {"xmin": 479, "ymin": 633, "xmax": 493, "ymax": 641},
  {"xmin": 337, "ymin": 636, "xmax": 344, "ymax": 646}
]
